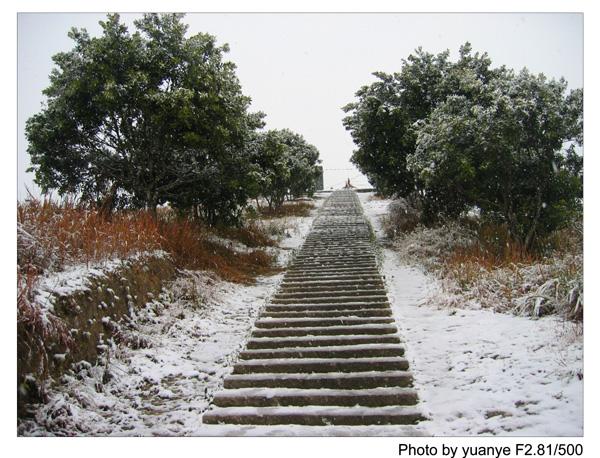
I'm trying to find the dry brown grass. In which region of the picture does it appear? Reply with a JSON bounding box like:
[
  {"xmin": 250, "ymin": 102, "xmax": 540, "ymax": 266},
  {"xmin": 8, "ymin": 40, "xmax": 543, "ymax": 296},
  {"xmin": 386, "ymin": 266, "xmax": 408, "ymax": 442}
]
[
  {"xmin": 442, "ymin": 223, "xmax": 539, "ymax": 288},
  {"xmin": 17, "ymin": 197, "xmax": 279, "ymax": 284},
  {"xmin": 215, "ymin": 220, "xmax": 277, "ymax": 248},
  {"xmin": 391, "ymin": 218, "xmax": 583, "ymax": 320},
  {"xmin": 259, "ymin": 201, "xmax": 314, "ymax": 218},
  {"xmin": 157, "ymin": 218, "xmax": 278, "ymax": 283},
  {"xmin": 17, "ymin": 197, "xmax": 162, "ymax": 274},
  {"xmin": 18, "ymin": 266, "xmax": 73, "ymax": 395},
  {"xmin": 17, "ymin": 198, "xmax": 283, "ymax": 413}
]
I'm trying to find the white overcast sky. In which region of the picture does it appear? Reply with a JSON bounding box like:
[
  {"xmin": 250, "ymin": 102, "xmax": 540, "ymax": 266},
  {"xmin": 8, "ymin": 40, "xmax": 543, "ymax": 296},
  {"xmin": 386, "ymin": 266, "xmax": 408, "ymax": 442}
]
[{"xmin": 17, "ymin": 13, "xmax": 583, "ymax": 197}]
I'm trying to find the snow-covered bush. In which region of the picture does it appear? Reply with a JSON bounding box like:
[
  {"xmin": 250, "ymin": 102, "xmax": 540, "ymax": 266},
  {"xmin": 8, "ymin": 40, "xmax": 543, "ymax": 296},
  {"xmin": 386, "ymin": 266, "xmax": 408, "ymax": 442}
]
[
  {"xmin": 392, "ymin": 222, "xmax": 583, "ymax": 320},
  {"xmin": 392, "ymin": 222, "xmax": 477, "ymax": 271},
  {"xmin": 381, "ymin": 198, "xmax": 423, "ymax": 237}
]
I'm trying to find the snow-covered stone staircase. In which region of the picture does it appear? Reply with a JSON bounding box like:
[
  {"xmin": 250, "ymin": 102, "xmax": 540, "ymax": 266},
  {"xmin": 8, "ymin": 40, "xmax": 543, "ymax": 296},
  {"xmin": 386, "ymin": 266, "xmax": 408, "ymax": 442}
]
[{"xmin": 202, "ymin": 190, "xmax": 426, "ymax": 426}]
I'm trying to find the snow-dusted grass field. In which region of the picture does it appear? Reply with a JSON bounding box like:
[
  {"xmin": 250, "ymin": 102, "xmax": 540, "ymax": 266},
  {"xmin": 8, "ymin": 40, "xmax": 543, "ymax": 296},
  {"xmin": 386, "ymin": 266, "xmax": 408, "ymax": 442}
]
[{"xmin": 358, "ymin": 192, "xmax": 583, "ymax": 436}]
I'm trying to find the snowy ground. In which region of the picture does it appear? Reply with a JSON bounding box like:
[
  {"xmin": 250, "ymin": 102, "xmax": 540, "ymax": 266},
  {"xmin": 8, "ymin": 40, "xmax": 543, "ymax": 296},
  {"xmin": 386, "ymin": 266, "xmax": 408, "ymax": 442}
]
[
  {"xmin": 19, "ymin": 197, "xmax": 326, "ymax": 436},
  {"xmin": 19, "ymin": 192, "xmax": 583, "ymax": 436},
  {"xmin": 358, "ymin": 192, "xmax": 584, "ymax": 436}
]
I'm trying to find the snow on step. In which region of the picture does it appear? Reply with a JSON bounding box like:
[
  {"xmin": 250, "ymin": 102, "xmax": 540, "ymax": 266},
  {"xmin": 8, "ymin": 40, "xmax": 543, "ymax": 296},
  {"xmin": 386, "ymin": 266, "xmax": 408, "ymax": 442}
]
[
  {"xmin": 251, "ymin": 323, "xmax": 399, "ymax": 337},
  {"xmin": 286, "ymin": 267, "xmax": 379, "ymax": 274},
  {"xmin": 274, "ymin": 289, "xmax": 386, "ymax": 298},
  {"xmin": 202, "ymin": 405, "xmax": 425, "ymax": 426},
  {"xmin": 265, "ymin": 299, "xmax": 391, "ymax": 308},
  {"xmin": 279, "ymin": 282, "xmax": 385, "ymax": 291},
  {"xmin": 203, "ymin": 190, "xmax": 425, "ymax": 427},
  {"xmin": 282, "ymin": 274, "xmax": 381, "ymax": 281},
  {"xmin": 212, "ymin": 387, "xmax": 419, "ymax": 407},
  {"xmin": 232, "ymin": 356, "xmax": 410, "ymax": 374},
  {"xmin": 270, "ymin": 295, "xmax": 389, "ymax": 304},
  {"xmin": 246, "ymin": 334, "xmax": 402, "ymax": 349},
  {"xmin": 223, "ymin": 371, "xmax": 415, "ymax": 389},
  {"xmin": 264, "ymin": 302, "xmax": 390, "ymax": 312},
  {"xmin": 254, "ymin": 316, "xmax": 394, "ymax": 328},
  {"xmin": 261, "ymin": 308, "xmax": 393, "ymax": 319},
  {"xmin": 239, "ymin": 343, "xmax": 405, "ymax": 359}
]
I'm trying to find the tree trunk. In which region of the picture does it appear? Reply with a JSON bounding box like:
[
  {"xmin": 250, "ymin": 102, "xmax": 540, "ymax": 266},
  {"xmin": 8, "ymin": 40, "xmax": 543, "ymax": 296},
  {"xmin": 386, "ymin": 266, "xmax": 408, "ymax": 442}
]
[
  {"xmin": 524, "ymin": 189, "xmax": 543, "ymax": 251},
  {"xmin": 149, "ymin": 204, "xmax": 158, "ymax": 221},
  {"xmin": 145, "ymin": 189, "xmax": 159, "ymax": 221},
  {"xmin": 98, "ymin": 183, "xmax": 118, "ymax": 221}
]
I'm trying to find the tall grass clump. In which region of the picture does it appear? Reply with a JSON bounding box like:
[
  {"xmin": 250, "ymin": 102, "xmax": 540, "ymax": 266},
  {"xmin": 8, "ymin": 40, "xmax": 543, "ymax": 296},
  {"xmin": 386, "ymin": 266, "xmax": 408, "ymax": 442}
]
[
  {"xmin": 17, "ymin": 197, "xmax": 162, "ymax": 275},
  {"xmin": 258, "ymin": 201, "xmax": 314, "ymax": 218},
  {"xmin": 157, "ymin": 218, "xmax": 277, "ymax": 283},
  {"xmin": 17, "ymin": 196, "xmax": 280, "ymax": 285},
  {"xmin": 385, "ymin": 201, "xmax": 583, "ymax": 321}
]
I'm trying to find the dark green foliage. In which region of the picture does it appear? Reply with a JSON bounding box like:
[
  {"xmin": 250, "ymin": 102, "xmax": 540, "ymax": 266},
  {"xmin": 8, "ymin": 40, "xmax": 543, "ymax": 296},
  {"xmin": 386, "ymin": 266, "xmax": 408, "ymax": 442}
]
[
  {"xmin": 343, "ymin": 42, "xmax": 583, "ymax": 248},
  {"xmin": 25, "ymin": 14, "xmax": 286, "ymax": 225},
  {"xmin": 248, "ymin": 129, "xmax": 321, "ymax": 209}
]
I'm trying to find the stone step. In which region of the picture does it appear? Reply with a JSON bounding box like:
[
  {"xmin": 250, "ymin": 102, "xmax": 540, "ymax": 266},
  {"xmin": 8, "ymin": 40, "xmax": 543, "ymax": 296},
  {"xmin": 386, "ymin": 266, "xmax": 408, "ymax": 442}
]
[
  {"xmin": 305, "ymin": 233, "xmax": 370, "ymax": 238},
  {"xmin": 271, "ymin": 297, "xmax": 388, "ymax": 306},
  {"xmin": 284, "ymin": 272, "xmax": 381, "ymax": 279},
  {"xmin": 294, "ymin": 254, "xmax": 375, "ymax": 261},
  {"xmin": 251, "ymin": 323, "xmax": 399, "ymax": 338},
  {"xmin": 202, "ymin": 405, "xmax": 425, "ymax": 426},
  {"xmin": 212, "ymin": 387, "xmax": 419, "ymax": 408},
  {"xmin": 232, "ymin": 357, "xmax": 409, "ymax": 374},
  {"xmin": 261, "ymin": 308, "xmax": 393, "ymax": 319},
  {"xmin": 270, "ymin": 295, "xmax": 389, "ymax": 305},
  {"xmin": 287, "ymin": 262, "xmax": 377, "ymax": 269},
  {"xmin": 274, "ymin": 289, "xmax": 386, "ymax": 299},
  {"xmin": 285, "ymin": 267, "xmax": 377, "ymax": 273},
  {"xmin": 239, "ymin": 343, "xmax": 405, "ymax": 359},
  {"xmin": 300, "ymin": 246, "xmax": 372, "ymax": 251},
  {"xmin": 299, "ymin": 241, "xmax": 370, "ymax": 245},
  {"xmin": 280, "ymin": 280, "xmax": 384, "ymax": 289},
  {"xmin": 305, "ymin": 234, "xmax": 370, "ymax": 237},
  {"xmin": 291, "ymin": 261, "xmax": 377, "ymax": 268},
  {"xmin": 254, "ymin": 316, "xmax": 394, "ymax": 328},
  {"xmin": 264, "ymin": 302, "xmax": 389, "ymax": 312},
  {"xmin": 201, "ymin": 190, "xmax": 424, "ymax": 427},
  {"xmin": 290, "ymin": 266, "xmax": 378, "ymax": 272},
  {"xmin": 223, "ymin": 370, "xmax": 414, "ymax": 389},
  {"xmin": 294, "ymin": 258, "xmax": 375, "ymax": 264},
  {"xmin": 246, "ymin": 334, "xmax": 402, "ymax": 349},
  {"xmin": 284, "ymin": 273, "xmax": 380, "ymax": 280},
  {"xmin": 277, "ymin": 287, "xmax": 385, "ymax": 296},
  {"xmin": 282, "ymin": 274, "xmax": 383, "ymax": 282},
  {"xmin": 293, "ymin": 255, "xmax": 375, "ymax": 261},
  {"xmin": 286, "ymin": 266, "xmax": 379, "ymax": 274}
]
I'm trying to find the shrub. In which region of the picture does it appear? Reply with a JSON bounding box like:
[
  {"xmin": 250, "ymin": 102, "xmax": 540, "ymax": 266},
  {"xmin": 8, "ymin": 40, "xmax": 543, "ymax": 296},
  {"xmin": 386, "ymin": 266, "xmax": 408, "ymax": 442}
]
[
  {"xmin": 391, "ymin": 219, "xmax": 582, "ymax": 321},
  {"xmin": 381, "ymin": 198, "xmax": 423, "ymax": 237},
  {"xmin": 215, "ymin": 220, "xmax": 277, "ymax": 248},
  {"xmin": 17, "ymin": 196, "xmax": 280, "ymax": 284},
  {"xmin": 17, "ymin": 197, "xmax": 161, "ymax": 274},
  {"xmin": 258, "ymin": 201, "xmax": 314, "ymax": 218},
  {"xmin": 157, "ymin": 218, "xmax": 278, "ymax": 283}
]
